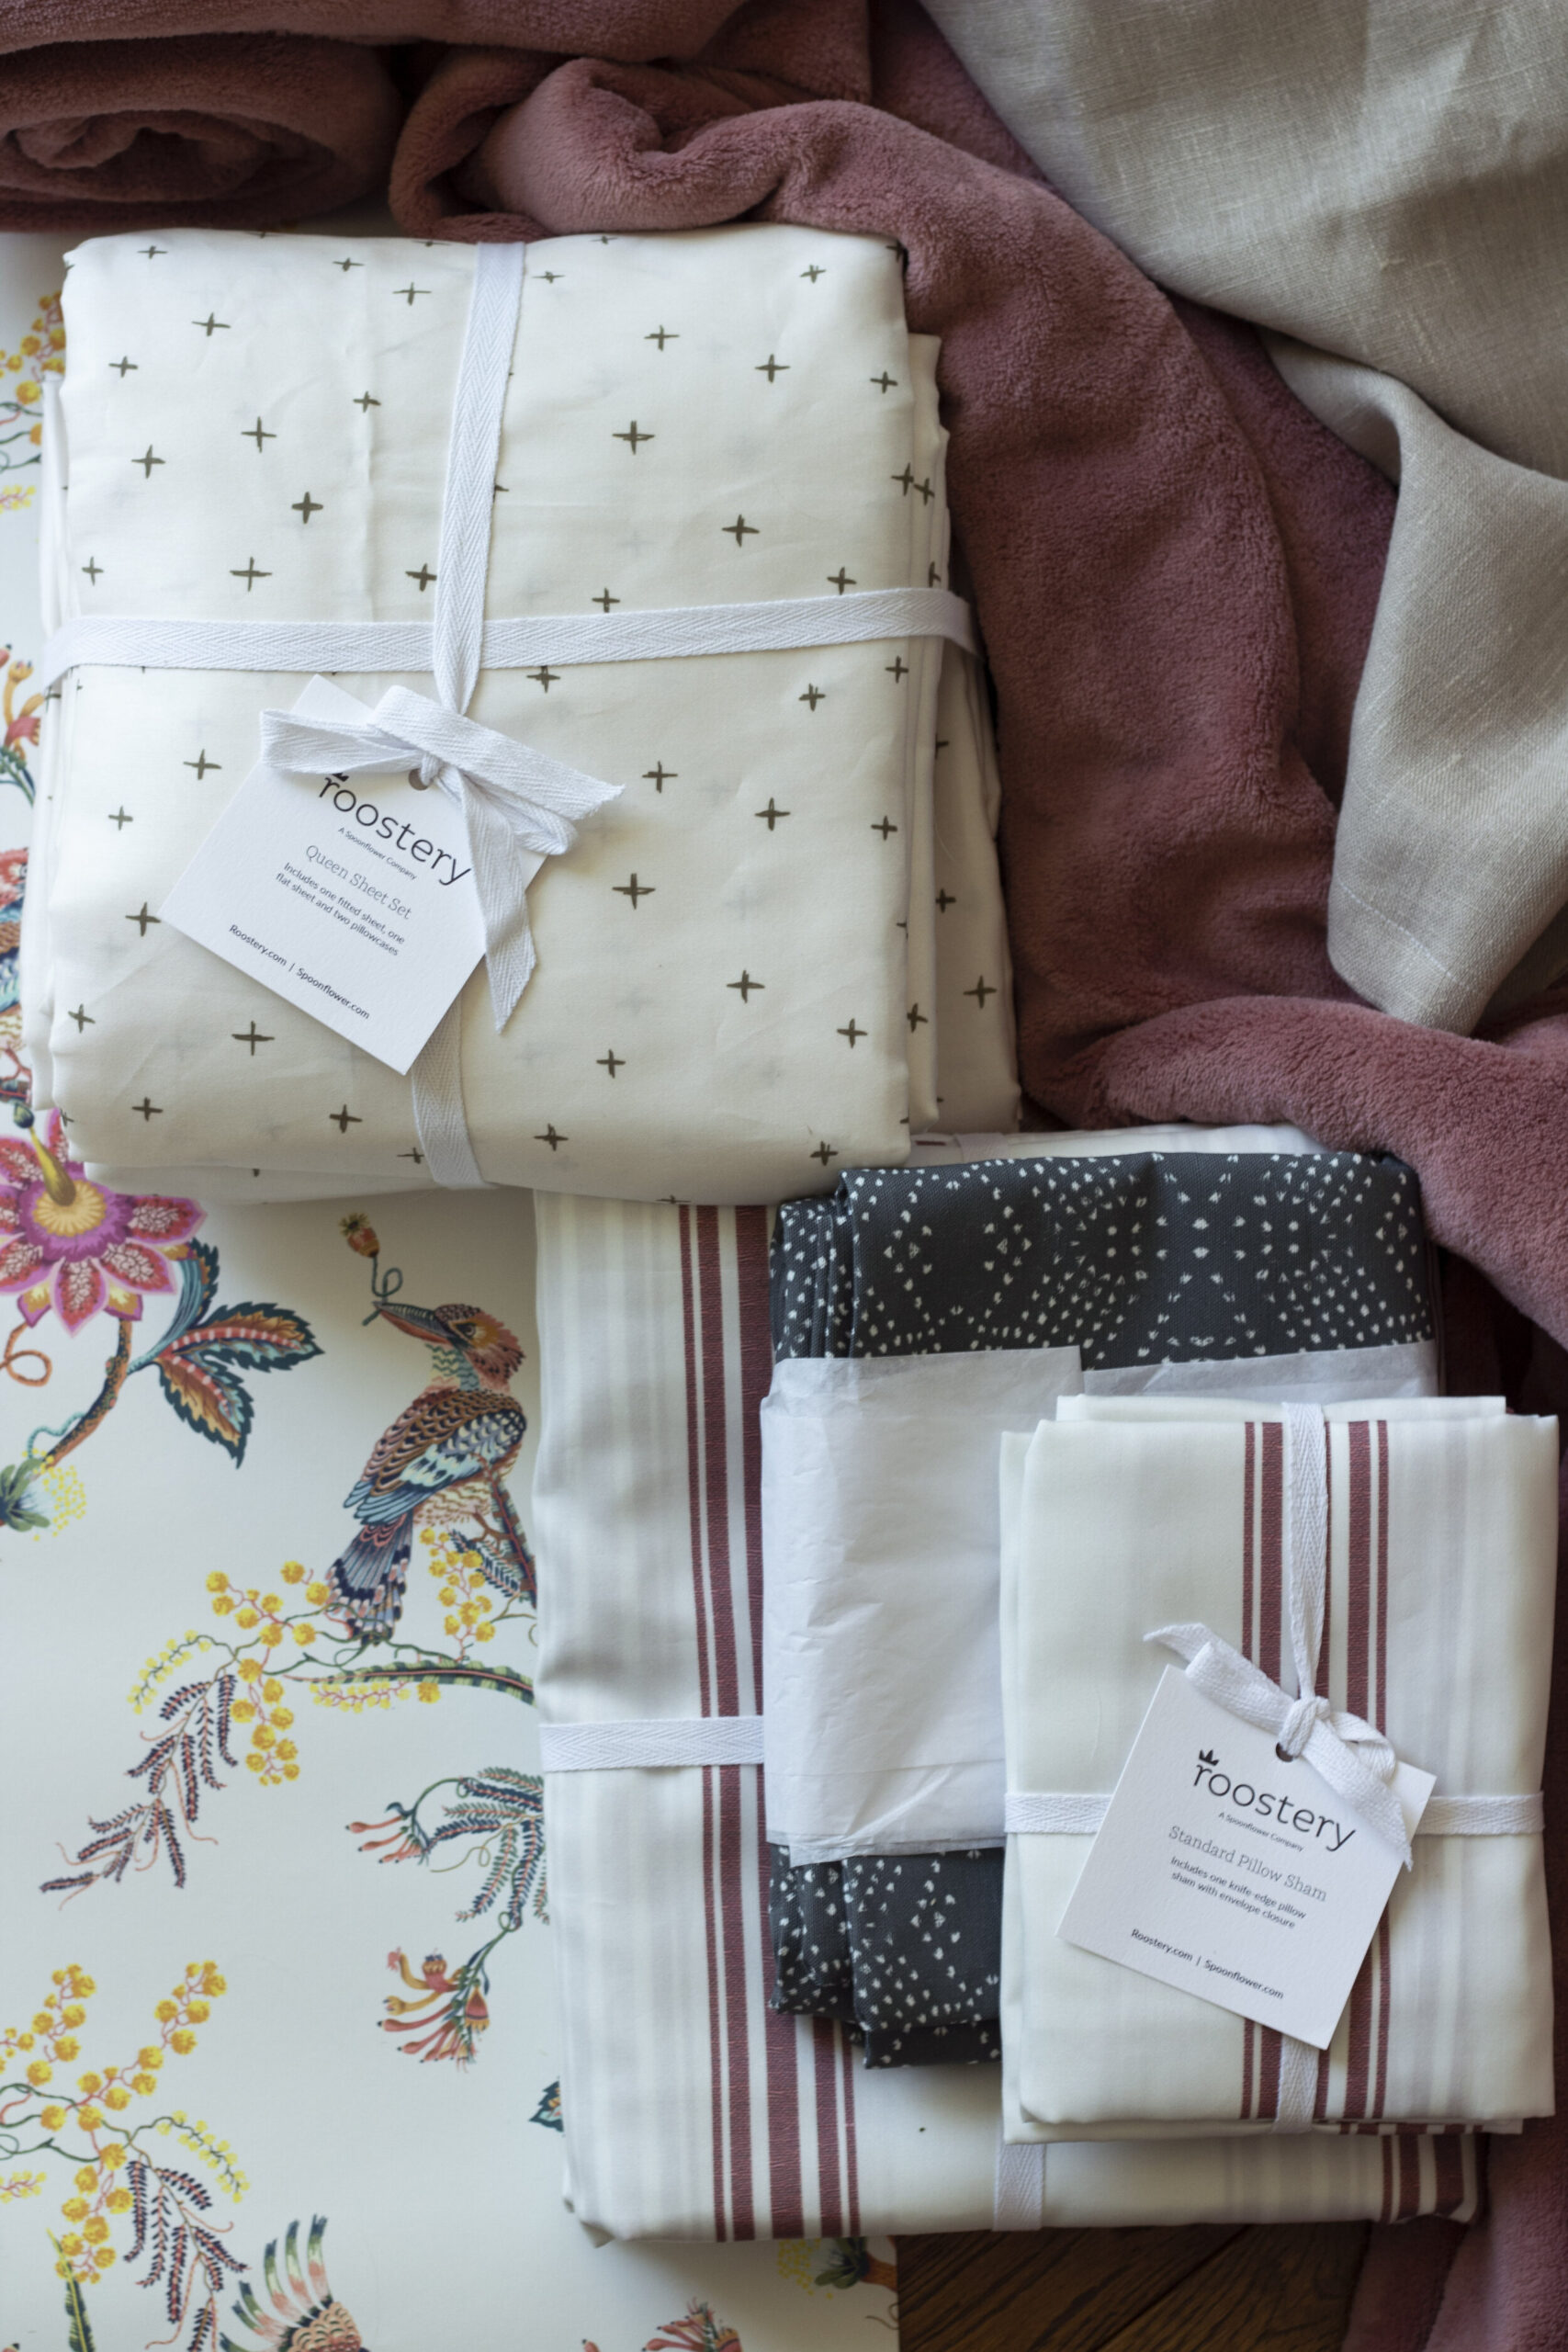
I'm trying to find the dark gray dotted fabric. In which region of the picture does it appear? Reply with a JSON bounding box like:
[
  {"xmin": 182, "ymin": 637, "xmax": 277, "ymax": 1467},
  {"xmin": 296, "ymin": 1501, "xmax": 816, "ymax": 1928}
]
[
  {"xmin": 766, "ymin": 1148, "xmax": 1434, "ymax": 2067},
  {"xmin": 768, "ymin": 1849, "xmax": 1002, "ymax": 2067},
  {"xmin": 771, "ymin": 1152, "xmax": 1433, "ymax": 1366}
]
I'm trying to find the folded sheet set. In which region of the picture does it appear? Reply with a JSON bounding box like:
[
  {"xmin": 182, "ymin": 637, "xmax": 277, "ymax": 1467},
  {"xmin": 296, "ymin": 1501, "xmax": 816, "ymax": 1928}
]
[
  {"xmin": 529, "ymin": 1136, "xmax": 1495, "ymax": 2236},
  {"xmin": 23, "ymin": 223, "xmax": 1016, "ymax": 1202},
  {"xmin": 1001, "ymin": 1396, "xmax": 1556, "ymax": 2142},
  {"xmin": 761, "ymin": 1142, "xmax": 1443, "ymax": 2071}
]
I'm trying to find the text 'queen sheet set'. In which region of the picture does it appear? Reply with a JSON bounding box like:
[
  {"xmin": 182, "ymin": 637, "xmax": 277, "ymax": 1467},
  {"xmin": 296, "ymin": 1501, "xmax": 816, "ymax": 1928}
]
[{"xmin": 7, "ymin": 214, "xmax": 1558, "ymax": 2293}]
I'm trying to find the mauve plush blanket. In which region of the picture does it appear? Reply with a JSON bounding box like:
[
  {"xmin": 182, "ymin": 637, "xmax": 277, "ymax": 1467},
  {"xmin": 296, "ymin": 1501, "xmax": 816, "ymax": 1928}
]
[{"xmin": 0, "ymin": 28, "xmax": 403, "ymax": 226}]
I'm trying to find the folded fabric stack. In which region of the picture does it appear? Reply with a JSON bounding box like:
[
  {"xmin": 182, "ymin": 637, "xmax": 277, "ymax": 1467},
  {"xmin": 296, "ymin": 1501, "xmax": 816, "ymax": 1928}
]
[
  {"xmin": 998, "ymin": 1395, "xmax": 1558, "ymax": 2149},
  {"xmin": 761, "ymin": 1142, "xmax": 1441, "ymax": 2070},
  {"xmin": 530, "ymin": 1136, "xmax": 1490, "ymax": 2236},
  {"xmin": 22, "ymin": 223, "xmax": 1016, "ymax": 1202}
]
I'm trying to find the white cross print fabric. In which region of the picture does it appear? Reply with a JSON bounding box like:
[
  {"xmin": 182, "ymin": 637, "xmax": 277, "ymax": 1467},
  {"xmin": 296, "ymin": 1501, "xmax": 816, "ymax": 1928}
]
[
  {"xmin": 22, "ymin": 225, "xmax": 1017, "ymax": 1202},
  {"xmin": 999, "ymin": 1395, "xmax": 1558, "ymax": 2144}
]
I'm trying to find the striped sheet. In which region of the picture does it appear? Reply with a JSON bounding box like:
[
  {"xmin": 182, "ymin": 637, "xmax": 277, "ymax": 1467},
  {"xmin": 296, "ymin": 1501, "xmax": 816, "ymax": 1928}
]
[
  {"xmin": 532, "ymin": 1189, "xmax": 1482, "ymax": 2235},
  {"xmin": 1002, "ymin": 1396, "xmax": 1557, "ymax": 2142}
]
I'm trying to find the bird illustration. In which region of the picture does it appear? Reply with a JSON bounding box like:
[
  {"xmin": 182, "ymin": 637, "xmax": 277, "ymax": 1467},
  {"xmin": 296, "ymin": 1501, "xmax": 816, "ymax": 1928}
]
[
  {"xmin": 327, "ymin": 1299, "xmax": 533, "ymax": 1642},
  {"xmin": 222, "ymin": 2217, "xmax": 361, "ymax": 2352}
]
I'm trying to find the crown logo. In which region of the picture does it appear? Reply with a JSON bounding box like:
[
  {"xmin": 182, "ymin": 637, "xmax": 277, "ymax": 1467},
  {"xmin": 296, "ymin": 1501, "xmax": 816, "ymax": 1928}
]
[{"xmin": 1198, "ymin": 1748, "xmax": 1219, "ymax": 1767}]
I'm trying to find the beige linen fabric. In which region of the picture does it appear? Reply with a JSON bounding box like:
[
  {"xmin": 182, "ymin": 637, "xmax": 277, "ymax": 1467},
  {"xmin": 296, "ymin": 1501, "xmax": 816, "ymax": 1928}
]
[
  {"xmin": 925, "ymin": 1, "xmax": 1568, "ymax": 1032},
  {"xmin": 24, "ymin": 225, "xmax": 1016, "ymax": 1201},
  {"xmin": 1000, "ymin": 1396, "xmax": 1558, "ymax": 2142},
  {"xmin": 1268, "ymin": 336, "xmax": 1568, "ymax": 1032}
]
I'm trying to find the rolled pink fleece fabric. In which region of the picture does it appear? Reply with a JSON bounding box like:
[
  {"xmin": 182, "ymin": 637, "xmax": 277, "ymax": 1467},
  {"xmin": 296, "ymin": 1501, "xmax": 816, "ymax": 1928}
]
[
  {"xmin": 0, "ymin": 2, "xmax": 748, "ymax": 48},
  {"xmin": 390, "ymin": 0, "xmax": 1568, "ymax": 1379},
  {"xmin": 0, "ymin": 0, "xmax": 860, "ymax": 229},
  {"xmin": 0, "ymin": 34, "xmax": 402, "ymax": 228}
]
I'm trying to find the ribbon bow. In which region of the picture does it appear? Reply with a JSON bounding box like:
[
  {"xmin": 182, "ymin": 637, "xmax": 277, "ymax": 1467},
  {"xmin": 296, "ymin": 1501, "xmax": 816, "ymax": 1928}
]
[
  {"xmin": 1145, "ymin": 1621, "xmax": 1412, "ymax": 1864},
  {"xmin": 261, "ymin": 683, "xmax": 622, "ymax": 1029},
  {"xmin": 1149, "ymin": 1405, "xmax": 1414, "ymax": 1866}
]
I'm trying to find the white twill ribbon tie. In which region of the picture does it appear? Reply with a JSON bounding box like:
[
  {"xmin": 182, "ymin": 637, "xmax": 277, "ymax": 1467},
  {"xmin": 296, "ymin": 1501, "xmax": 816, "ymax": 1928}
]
[
  {"xmin": 38, "ymin": 236, "xmax": 980, "ymax": 1187},
  {"xmin": 1142, "ymin": 1623, "xmax": 1411, "ymax": 1865},
  {"xmin": 1153, "ymin": 1402, "xmax": 1413, "ymax": 1866},
  {"xmin": 258, "ymin": 685, "xmax": 622, "ymax": 1032},
  {"xmin": 538, "ymin": 1716, "xmax": 764, "ymax": 1771}
]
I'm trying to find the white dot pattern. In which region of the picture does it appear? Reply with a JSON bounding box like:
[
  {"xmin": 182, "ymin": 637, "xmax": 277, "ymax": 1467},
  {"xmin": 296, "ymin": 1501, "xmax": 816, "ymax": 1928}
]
[
  {"xmin": 769, "ymin": 1849, "xmax": 1002, "ymax": 2067},
  {"xmin": 771, "ymin": 1150, "xmax": 1433, "ymax": 1365}
]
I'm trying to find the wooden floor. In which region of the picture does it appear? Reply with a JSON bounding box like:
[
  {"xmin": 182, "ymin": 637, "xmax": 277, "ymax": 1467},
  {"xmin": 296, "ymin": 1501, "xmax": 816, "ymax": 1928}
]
[{"xmin": 897, "ymin": 2222, "xmax": 1368, "ymax": 2351}]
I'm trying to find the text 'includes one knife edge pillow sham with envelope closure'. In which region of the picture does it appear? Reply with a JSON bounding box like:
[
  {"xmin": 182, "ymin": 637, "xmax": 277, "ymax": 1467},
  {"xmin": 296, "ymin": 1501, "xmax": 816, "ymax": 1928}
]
[
  {"xmin": 761, "ymin": 1136, "xmax": 1439, "ymax": 2064},
  {"xmin": 20, "ymin": 224, "xmax": 1017, "ymax": 1204},
  {"xmin": 528, "ymin": 1176, "xmax": 1478, "ymax": 2236},
  {"xmin": 1000, "ymin": 1396, "xmax": 1557, "ymax": 2144}
]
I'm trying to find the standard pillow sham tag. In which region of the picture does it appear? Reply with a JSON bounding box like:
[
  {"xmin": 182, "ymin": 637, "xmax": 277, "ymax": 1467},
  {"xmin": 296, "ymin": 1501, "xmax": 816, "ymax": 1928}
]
[{"xmin": 1055, "ymin": 1668, "xmax": 1434, "ymax": 2050}]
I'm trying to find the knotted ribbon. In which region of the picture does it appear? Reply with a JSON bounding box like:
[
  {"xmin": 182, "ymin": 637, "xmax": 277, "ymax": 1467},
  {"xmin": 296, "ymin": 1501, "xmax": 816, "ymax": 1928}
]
[
  {"xmin": 258, "ymin": 684, "xmax": 621, "ymax": 1032},
  {"xmin": 1149, "ymin": 1401, "xmax": 1414, "ymax": 1866},
  {"xmin": 1144, "ymin": 1622, "xmax": 1411, "ymax": 1863}
]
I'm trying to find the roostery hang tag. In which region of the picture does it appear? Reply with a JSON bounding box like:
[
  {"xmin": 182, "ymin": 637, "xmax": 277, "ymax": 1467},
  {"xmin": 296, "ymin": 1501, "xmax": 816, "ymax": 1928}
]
[
  {"xmin": 162, "ymin": 678, "xmax": 489, "ymax": 1074},
  {"xmin": 1055, "ymin": 1668, "xmax": 1434, "ymax": 2050}
]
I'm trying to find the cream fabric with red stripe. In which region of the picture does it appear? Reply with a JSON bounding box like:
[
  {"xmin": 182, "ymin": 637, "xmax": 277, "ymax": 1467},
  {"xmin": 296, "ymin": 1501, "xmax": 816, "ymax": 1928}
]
[
  {"xmin": 532, "ymin": 1186, "xmax": 1481, "ymax": 2238},
  {"xmin": 1000, "ymin": 1395, "xmax": 1557, "ymax": 2150}
]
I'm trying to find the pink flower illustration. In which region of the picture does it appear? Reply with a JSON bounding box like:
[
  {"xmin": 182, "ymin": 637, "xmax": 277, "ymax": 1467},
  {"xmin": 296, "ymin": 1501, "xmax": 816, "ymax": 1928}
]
[
  {"xmin": 0, "ymin": 1111, "xmax": 202, "ymax": 1331},
  {"xmin": 2, "ymin": 651, "xmax": 39, "ymax": 750}
]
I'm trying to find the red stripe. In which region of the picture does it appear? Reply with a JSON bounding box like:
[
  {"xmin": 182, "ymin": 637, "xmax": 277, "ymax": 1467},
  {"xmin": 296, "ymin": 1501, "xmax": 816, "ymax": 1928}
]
[
  {"xmin": 1470, "ymin": 2133, "xmax": 1490, "ymax": 2222},
  {"xmin": 1433, "ymin": 2132, "xmax": 1468, "ymax": 2218},
  {"xmin": 1258, "ymin": 1421, "xmax": 1283, "ymax": 1683},
  {"xmin": 1342, "ymin": 1422, "xmax": 1374, "ymax": 2121},
  {"xmin": 1240, "ymin": 2018, "xmax": 1255, "ymax": 2122},
  {"xmin": 840, "ymin": 2027, "xmax": 861, "ymax": 2233},
  {"xmin": 1395, "ymin": 2132, "xmax": 1423, "ymax": 2221},
  {"xmin": 1346, "ymin": 1423, "xmax": 1372, "ymax": 1720},
  {"xmin": 1313, "ymin": 1426, "xmax": 1334, "ymax": 2117},
  {"xmin": 1316, "ymin": 1418, "xmax": 1332, "ymax": 1689},
  {"xmin": 679, "ymin": 1211, "xmax": 728, "ymax": 2233},
  {"xmin": 1379, "ymin": 2134, "xmax": 1394, "ymax": 2223},
  {"xmin": 1240, "ymin": 1428, "xmax": 1258, "ymax": 2120},
  {"xmin": 812, "ymin": 2018, "xmax": 842, "ymax": 2233},
  {"xmin": 1343, "ymin": 1948, "xmax": 1375, "ymax": 2124},
  {"xmin": 1376, "ymin": 1422, "xmax": 1390, "ymax": 1734},
  {"xmin": 692, "ymin": 1213, "xmax": 755, "ymax": 2239},
  {"xmin": 1372, "ymin": 1428, "xmax": 1393, "ymax": 2127},
  {"xmin": 1242, "ymin": 1420, "xmax": 1257, "ymax": 1664},
  {"xmin": 1254, "ymin": 1420, "xmax": 1285, "ymax": 2117},
  {"xmin": 716, "ymin": 1765, "xmax": 754, "ymax": 2236}
]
